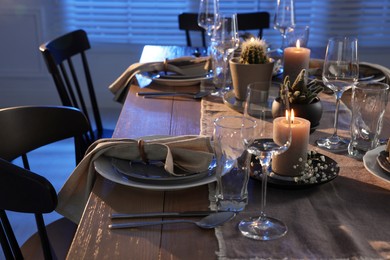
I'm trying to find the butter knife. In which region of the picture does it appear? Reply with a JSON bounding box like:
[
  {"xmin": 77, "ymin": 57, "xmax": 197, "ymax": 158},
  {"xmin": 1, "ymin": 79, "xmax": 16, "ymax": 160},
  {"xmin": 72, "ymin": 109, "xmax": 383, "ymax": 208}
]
[{"xmin": 110, "ymin": 211, "xmax": 217, "ymax": 219}]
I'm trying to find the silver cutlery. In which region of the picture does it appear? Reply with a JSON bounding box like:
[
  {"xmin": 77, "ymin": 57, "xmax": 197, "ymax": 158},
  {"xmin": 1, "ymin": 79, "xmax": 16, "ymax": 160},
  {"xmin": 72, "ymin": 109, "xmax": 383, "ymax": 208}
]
[
  {"xmin": 109, "ymin": 211, "xmax": 236, "ymax": 229},
  {"xmin": 110, "ymin": 210, "xmax": 218, "ymax": 219},
  {"xmin": 137, "ymin": 91, "xmax": 210, "ymax": 99}
]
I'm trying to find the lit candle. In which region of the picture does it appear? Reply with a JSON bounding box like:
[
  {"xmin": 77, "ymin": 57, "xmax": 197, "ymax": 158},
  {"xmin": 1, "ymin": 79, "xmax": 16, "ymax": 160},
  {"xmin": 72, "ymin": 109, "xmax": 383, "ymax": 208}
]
[
  {"xmin": 272, "ymin": 110, "xmax": 311, "ymax": 177},
  {"xmin": 283, "ymin": 40, "xmax": 311, "ymax": 83}
]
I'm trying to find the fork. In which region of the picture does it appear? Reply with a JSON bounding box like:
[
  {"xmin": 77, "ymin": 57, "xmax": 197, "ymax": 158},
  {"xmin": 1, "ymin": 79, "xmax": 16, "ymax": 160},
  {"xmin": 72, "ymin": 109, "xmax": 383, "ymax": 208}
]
[{"xmin": 137, "ymin": 91, "xmax": 210, "ymax": 99}]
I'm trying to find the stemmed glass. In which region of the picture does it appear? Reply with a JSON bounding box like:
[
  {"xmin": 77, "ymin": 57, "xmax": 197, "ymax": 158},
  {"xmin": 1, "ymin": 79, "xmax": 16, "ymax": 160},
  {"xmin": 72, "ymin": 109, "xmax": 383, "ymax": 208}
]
[
  {"xmin": 210, "ymin": 14, "xmax": 240, "ymax": 95},
  {"xmin": 273, "ymin": 0, "xmax": 295, "ymax": 53},
  {"xmin": 197, "ymin": 0, "xmax": 221, "ymax": 37},
  {"xmin": 315, "ymin": 37, "xmax": 359, "ymax": 152},
  {"xmin": 239, "ymin": 84, "xmax": 292, "ymax": 240}
]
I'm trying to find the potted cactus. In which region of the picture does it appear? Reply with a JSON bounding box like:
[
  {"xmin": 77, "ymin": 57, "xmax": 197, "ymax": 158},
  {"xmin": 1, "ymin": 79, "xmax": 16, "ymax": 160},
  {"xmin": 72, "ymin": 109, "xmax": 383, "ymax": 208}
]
[
  {"xmin": 272, "ymin": 69, "xmax": 324, "ymax": 133},
  {"xmin": 229, "ymin": 38, "xmax": 275, "ymax": 100}
]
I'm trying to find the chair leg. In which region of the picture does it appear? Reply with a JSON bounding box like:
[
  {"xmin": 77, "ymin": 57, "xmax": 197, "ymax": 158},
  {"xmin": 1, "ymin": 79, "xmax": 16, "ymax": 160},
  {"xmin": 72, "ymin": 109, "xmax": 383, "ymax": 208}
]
[
  {"xmin": 0, "ymin": 222, "xmax": 13, "ymax": 260},
  {"xmin": 0, "ymin": 210, "xmax": 23, "ymax": 259},
  {"xmin": 35, "ymin": 214, "xmax": 53, "ymax": 260}
]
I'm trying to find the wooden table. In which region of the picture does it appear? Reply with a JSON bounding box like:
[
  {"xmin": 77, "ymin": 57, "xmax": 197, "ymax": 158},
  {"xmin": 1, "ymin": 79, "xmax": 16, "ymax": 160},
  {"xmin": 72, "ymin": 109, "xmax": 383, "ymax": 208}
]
[
  {"xmin": 66, "ymin": 46, "xmax": 218, "ymax": 259},
  {"xmin": 66, "ymin": 46, "xmax": 390, "ymax": 259}
]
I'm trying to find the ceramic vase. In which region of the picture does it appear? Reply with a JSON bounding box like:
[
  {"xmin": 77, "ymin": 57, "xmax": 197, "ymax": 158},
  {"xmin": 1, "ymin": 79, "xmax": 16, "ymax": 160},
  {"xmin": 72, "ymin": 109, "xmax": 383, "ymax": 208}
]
[{"xmin": 229, "ymin": 58, "xmax": 275, "ymax": 101}]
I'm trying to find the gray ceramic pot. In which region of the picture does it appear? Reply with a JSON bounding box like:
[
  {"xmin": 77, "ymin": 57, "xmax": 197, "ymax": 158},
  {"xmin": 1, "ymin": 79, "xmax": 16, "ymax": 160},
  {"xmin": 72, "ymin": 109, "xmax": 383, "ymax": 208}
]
[{"xmin": 229, "ymin": 58, "xmax": 274, "ymax": 101}]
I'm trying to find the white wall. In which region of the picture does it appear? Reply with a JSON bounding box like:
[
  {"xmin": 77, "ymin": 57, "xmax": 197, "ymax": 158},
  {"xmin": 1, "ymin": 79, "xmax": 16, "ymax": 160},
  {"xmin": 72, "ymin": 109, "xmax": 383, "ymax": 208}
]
[{"xmin": 1, "ymin": 1, "xmax": 390, "ymax": 110}]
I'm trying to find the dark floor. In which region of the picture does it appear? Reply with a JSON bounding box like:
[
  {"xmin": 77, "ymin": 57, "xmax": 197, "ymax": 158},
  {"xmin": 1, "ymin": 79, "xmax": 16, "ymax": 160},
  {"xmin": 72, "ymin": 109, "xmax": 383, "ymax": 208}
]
[{"xmin": 1, "ymin": 107, "xmax": 120, "ymax": 260}]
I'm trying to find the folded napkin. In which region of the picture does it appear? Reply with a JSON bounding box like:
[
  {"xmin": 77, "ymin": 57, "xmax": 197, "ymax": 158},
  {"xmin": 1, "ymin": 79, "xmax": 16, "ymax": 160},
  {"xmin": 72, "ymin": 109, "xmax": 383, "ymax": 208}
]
[
  {"xmin": 56, "ymin": 135, "xmax": 214, "ymax": 223},
  {"xmin": 109, "ymin": 57, "xmax": 210, "ymax": 103}
]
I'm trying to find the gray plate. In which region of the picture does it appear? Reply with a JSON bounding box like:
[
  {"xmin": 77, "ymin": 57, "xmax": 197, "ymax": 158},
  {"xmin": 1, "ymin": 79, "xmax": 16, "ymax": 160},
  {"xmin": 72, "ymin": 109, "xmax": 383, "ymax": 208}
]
[
  {"xmin": 111, "ymin": 157, "xmax": 215, "ymax": 185},
  {"xmin": 363, "ymin": 146, "xmax": 390, "ymax": 184},
  {"xmin": 94, "ymin": 155, "xmax": 217, "ymax": 190},
  {"xmin": 377, "ymin": 150, "xmax": 390, "ymax": 174}
]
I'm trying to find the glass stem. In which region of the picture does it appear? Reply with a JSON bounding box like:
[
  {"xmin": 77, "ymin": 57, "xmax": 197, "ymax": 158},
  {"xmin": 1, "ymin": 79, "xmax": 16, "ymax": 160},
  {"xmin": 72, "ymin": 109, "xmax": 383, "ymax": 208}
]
[
  {"xmin": 258, "ymin": 153, "xmax": 272, "ymax": 220},
  {"xmin": 222, "ymin": 54, "xmax": 228, "ymax": 92},
  {"xmin": 260, "ymin": 163, "xmax": 268, "ymax": 219},
  {"xmin": 281, "ymin": 34, "xmax": 287, "ymax": 50},
  {"xmin": 332, "ymin": 91, "xmax": 343, "ymax": 137},
  {"xmin": 280, "ymin": 28, "xmax": 287, "ymax": 50}
]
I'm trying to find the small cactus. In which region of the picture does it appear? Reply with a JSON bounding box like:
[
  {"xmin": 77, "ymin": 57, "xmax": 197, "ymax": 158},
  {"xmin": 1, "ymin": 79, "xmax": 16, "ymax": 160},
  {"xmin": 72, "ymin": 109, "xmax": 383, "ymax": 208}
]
[
  {"xmin": 281, "ymin": 69, "xmax": 324, "ymax": 104},
  {"xmin": 239, "ymin": 38, "xmax": 269, "ymax": 64}
]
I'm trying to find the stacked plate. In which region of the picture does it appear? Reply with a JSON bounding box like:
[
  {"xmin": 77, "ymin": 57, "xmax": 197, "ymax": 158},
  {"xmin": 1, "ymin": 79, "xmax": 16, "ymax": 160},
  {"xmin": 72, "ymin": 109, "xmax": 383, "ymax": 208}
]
[
  {"xmin": 363, "ymin": 145, "xmax": 390, "ymax": 183},
  {"xmin": 94, "ymin": 156, "xmax": 216, "ymax": 190}
]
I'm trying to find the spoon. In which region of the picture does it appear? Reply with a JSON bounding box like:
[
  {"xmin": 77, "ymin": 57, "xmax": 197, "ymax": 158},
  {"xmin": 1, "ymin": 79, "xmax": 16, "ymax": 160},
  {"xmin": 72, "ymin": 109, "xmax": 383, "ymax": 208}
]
[
  {"xmin": 138, "ymin": 91, "xmax": 210, "ymax": 99},
  {"xmin": 109, "ymin": 211, "xmax": 236, "ymax": 229}
]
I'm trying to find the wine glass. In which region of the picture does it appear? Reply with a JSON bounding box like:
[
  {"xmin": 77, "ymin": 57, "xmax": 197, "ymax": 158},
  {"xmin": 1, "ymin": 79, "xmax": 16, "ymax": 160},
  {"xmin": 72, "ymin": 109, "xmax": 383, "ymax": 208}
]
[
  {"xmin": 197, "ymin": 0, "xmax": 221, "ymax": 37},
  {"xmin": 273, "ymin": 0, "xmax": 295, "ymax": 53},
  {"xmin": 238, "ymin": 83, "xmax": 292, "ymax": 240},
  {"xmin": 210, "ymin": 14, "xmax": 240, "ymax": 95},
  {"xmin": 315, "ymin": 37, "xmax": 359, "ymax": 152}
]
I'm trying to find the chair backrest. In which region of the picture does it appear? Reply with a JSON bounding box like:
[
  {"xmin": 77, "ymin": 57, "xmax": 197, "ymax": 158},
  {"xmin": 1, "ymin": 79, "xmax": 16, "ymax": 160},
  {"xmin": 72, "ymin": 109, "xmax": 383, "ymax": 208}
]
[
  {"xmin": 236, "ymin": 12, "xmax": 270, "ymax": 39},
  {"xmin": 178, "ymin": 13, "xmax": 207, "ymax": 47},
  {"xmin": 178, "ymin": 12, "xmax": 270, "ymax": 47},
  {"xmin": 39, "ymin": 29, "xmax": 104, "ymax": 141},
  {"xmin": 0, "ymin": 106, "xmax": 89, "ymax": 259}
]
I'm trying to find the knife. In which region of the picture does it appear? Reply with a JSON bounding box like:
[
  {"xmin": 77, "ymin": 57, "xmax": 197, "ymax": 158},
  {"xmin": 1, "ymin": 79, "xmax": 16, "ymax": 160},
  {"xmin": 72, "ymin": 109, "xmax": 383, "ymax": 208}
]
[{"xmin": 110, "ymin": 211, "xmax": 217, "ymax": 219}]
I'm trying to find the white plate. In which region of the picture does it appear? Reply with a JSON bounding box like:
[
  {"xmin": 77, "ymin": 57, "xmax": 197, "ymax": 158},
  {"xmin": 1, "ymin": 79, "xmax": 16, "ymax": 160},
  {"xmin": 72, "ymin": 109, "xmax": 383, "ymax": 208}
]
[
  {"xmin": 363, "ymin": 145, "xmax": 390, "ymax": 184},
  {"xmin": 94, "ymin": 155, "xmax": 217, "ymax": 190}
]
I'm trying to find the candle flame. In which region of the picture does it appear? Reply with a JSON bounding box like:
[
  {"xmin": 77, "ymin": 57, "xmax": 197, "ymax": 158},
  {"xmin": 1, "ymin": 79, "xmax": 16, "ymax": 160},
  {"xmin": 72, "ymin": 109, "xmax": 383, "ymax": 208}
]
[
  {"xmin": 250, "ymin": 37, "xmax": 255, "ymax": 42},
  {"xmin": 296, "ymin": 40, "xmax": 301, "ymax": 49},
  {"xmin": 285, "ymin": 109, "xmax": 295, "ymax": 123}
]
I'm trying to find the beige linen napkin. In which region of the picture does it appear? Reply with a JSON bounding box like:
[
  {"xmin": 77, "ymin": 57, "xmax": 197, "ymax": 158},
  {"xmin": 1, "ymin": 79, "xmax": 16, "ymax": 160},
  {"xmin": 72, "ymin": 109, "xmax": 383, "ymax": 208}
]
[
  {"xmin": 56, "ymin": 135, "xmax": 214, "ymax": 223},
  {"xmin": 109, "ymin": 56, "xmax": 210, "ymax": 103}
]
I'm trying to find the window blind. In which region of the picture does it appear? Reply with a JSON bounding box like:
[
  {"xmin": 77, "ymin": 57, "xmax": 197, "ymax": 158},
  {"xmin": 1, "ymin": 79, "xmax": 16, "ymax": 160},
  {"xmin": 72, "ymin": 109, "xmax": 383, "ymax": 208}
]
[{"xmin": 63, "ymin": 0, "xmax": 390, "ymax": 47}]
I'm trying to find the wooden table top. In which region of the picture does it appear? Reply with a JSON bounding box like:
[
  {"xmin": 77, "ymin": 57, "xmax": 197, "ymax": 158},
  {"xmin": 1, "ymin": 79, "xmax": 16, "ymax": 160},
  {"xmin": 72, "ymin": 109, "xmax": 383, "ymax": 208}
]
[
  {"xmin": 67, "ymin": 46, "xmax": 218, "ymax": 259},
  {"xmin": 66, "ymin": 45, "xmax": 390, "ymax": 259}
]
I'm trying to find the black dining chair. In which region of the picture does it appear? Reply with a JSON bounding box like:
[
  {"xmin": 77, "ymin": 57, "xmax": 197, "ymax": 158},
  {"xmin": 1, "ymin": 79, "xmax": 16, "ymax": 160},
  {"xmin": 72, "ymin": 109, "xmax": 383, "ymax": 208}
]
[
  {"xmin": 236, "ymin": 12, "xmax": 270, "ymax": 40},
  {"xmin": 178, "ymin": 13, "xmax": 207, "ymax": 48},
  {"xmin": 178, "ymin": 12, "xmax": 270, "ymax": 47},
  {"xmin": 39, "ymin": 29, "xmax": 113, "ymax": 147},
  {"xmin": 0, "ymin": 105, "xmax": 90, "ymax": 260}
]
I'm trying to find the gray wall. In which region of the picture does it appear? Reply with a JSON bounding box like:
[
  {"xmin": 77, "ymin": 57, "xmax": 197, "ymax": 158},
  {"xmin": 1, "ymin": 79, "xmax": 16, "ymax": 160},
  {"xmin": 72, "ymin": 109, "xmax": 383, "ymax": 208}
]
[{"xmin": 0, "ymin": 1, "xmax": 143, "ymax": 110}]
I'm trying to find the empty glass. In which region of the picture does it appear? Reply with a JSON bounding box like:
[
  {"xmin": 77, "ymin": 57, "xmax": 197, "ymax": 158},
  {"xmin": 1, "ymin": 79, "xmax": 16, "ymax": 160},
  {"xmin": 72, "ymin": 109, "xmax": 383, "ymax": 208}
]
[
  {"xmin": 315, "ymin": 37, "xmax": 359, "ymax": 152},
  {"xmin": 348, "ymin": 82, "xmax": 389, "ymax": 160},
  {"xmin": 285, "ymin": 25, "xmax": 310, "ymax": 47},
  {"xmin": 273, "ymin": 0, "xmax": 296, "ymax": 52},
  {"xmin": 211, "ymin": 14, "xmax": 239, "ymax": 95},
  {"xmin": 197, "ymin": 0, "xmax": 221, "ymax": 37},
  {"xmin": 238, "ymin": 84, "xmax": 292, "ymax": 240},
  {"xmin": 213, "ymin": 116, "xmax": 256, "ymax": 211}
]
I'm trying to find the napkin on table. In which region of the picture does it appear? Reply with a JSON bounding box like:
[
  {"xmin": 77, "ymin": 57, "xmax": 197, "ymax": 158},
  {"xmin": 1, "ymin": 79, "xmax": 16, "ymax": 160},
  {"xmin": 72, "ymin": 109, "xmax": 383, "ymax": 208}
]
[
  {"xmin": 56, "ymin": 135, "xmax": 214, "ymax": 223},
  {"xmin": 109, "ymin": 56, "xmax": 210, "ymax": 103}
]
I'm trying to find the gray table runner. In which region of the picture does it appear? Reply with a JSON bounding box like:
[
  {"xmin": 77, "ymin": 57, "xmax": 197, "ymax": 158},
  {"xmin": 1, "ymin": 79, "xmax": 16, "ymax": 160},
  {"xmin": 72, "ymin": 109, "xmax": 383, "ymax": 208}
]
[{"xmin": 201, "ymin": 89, "xmax": 390, "ymax": 259}]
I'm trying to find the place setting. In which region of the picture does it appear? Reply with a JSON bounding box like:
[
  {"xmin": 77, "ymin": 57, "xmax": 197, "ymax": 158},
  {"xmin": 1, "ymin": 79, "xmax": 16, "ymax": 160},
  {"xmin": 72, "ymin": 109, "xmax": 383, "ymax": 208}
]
[
  {"xmin": 108, "ymin": 55, "xmax": 212, "ymax": 102},
  {"xmin": 138, "ymin": 56, "xmax": 212, "ymax": 87},
  {"xmin": 92, "ymin": 135, "xmax": 218, "ymax": 191}
]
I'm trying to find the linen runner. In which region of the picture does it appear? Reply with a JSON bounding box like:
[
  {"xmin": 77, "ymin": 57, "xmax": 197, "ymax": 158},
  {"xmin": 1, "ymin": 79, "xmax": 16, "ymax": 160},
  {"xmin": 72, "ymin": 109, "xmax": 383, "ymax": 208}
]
[{"xmin": 200, "ymin": 89, "xmax": 390, "ymax": 259}]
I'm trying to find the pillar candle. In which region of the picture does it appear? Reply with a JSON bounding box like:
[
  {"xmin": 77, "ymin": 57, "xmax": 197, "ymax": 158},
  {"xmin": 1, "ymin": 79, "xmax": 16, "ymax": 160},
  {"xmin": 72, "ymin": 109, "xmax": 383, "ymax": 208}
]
[
  {"xmin": 272, "ymin": 113, "xmax": 310, "ymax": 177},
  {"xmin": 283, "ymin": 40, "xmax": 311, "ymax": 83}
]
